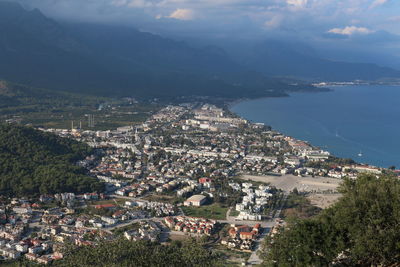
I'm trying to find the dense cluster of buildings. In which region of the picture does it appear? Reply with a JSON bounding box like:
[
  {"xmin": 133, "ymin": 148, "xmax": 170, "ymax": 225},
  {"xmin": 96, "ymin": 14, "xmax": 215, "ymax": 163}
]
[
  {"xmin": 39, "ymin": 104, "xmax": 388, "ymax": 225},
  {"xmin": 232, "ymin": 183, "xmax": 273, "ymax": 221},
  {"xmin": 125, "ymin": 200, "xmax": 177, "ymax": 217},
  {"xmin": 221, "ymin": 224, "xmax": 261, "ymax": 251},
  {"xmin": 124, "ymin": 220, "xmax": 161, "ymax": 242},
  {"xmin": 0, "ymin": 193, "xmax": 162, "ymax": 263},
  {"xmin": 1, "ymin": 102, "xmax": 387, "ymax": 263},
  {"xmin": 164, "ymin": 216, "xmax": 216, "ymax": 236}
]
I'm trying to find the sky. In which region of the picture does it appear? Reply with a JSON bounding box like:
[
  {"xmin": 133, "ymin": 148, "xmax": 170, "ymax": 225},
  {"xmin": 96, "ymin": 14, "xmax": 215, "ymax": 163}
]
[
  {"xmin": 11, "ymin": 0, "xmax": 399, "ymax": 36},
  {"xmin": 10, "ymin": 0, "xmax": 400, "ymax": 65}
]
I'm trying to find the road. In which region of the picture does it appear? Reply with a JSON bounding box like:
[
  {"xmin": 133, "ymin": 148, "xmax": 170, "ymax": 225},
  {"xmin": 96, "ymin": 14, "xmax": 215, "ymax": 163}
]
[
  {"xmin": 247, "ymin": 193, "xmax": 287, "ymax": 265},
  {"xmin": 92, "ymin": 193, "xmax": 285, "ymax": 265},
  {"xmin": 109, "ymin": 194, "xmax": 149, "ymax": 203}
]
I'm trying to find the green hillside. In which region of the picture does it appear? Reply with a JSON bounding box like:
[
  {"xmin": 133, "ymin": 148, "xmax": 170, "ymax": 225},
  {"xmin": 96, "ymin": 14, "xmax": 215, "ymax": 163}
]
[
  {"xmin": 0, "ymin": 80, "xmax": 104, "ymax": 111},
  {"xmin": 0, "ymin": 123, "xmax": 103, "ymax": 197},
  {"xmin": 262, "ymin": 173, "xmax": 400, "ymax": 265},
  {"xmin": 0, "ymin": 2, "xmax": 319, "ymax": 99},
  {"xmin": 55, "ymin": 239, "xmax": 221, "ymax": 267}
]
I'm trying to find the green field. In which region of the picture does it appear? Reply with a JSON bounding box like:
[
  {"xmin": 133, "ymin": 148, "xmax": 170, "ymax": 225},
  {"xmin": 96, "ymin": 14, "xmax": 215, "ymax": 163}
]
[
  {"xmin": 230, "ymin": 209, "xmax": 240, "ymax": 217},
  {"xmin": 0, "ymin": 81, "xmax": 160, "ymax": 130},
  {"xmin": 91, "ymin": 198, "xmax": 127, "ymax": 206},
  {"xmin": 182, "ymin": 203, "xmax": 229, "ymax": 220},
  {"xmin": 16, "ymin": 103, "xmax": 158, "ymax": 130}
]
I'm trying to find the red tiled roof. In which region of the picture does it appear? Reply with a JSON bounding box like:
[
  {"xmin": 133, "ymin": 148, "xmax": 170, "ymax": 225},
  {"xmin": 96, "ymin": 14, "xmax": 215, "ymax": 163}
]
[{"xmin": 95, "ymin": 204, "xmax": 116, "ymax": 209}]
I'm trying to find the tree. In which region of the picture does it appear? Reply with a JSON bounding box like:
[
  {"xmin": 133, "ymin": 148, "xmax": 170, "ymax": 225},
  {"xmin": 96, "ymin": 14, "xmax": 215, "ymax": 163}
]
[
  {"xmin": 0, "ymin": 123, "xmax": 103, "ymax": 197},
  {"xmin": 262, "ymin": 173, "xmax": 400, "ymax": 266},
  {"xmin": 292, "ymin": 187, "xmax": 299, "ymax": 195},
  {"xmin": 54, "ymin": 238, "xmax": 222, "ymax": 267}
]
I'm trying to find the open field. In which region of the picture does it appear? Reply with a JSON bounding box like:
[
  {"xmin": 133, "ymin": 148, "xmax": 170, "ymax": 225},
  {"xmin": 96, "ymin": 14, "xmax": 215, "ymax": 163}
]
[
  {"xmin": 307, "ymin": 193, "xmax": 342, "ymax": 209},
  {"xmin": 229, "ymin": 209, "xmax": 240, "ymax": 217},
  {"xmin": 91, "ymin": 198, "xmax": 126, "ymax": 206},
  {"xmin": 181, "ymin": 203, "xmax": 229, "ymax": 220},
  {"xmin": 212, "ymin": 244, "xmax": 251, "ymax": 266},
  {"xmin": 169, "ymin": 233, "xmax": 190, "ymax": 241},
  {"xmin": 142, "ymin": 194, "xmax": 182, "ymax": 204},
  {"xmin": 241, "ymin": 174, "xmax": 342, "ymax": 193}
]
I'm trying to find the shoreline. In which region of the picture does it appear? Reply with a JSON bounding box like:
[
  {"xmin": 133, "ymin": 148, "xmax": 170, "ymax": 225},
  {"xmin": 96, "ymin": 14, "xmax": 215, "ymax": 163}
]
[
  {"xmin": 225, "ymin": 86, "xmax": 332, "ymax": 106},
  {"xmin": 227, "ymin": 100, "xmax": 364, "ymax": 167},
  {"xmin": 222, "ymin": 83, "xmax": 332, "ymax": 110},
  {"xmin": 225, "ymin": 86, "xmax": 393, "ymax": 169},
  {"xmin": 226, "ymin": 91, "xmax": 346, "ymax": 161},
  {"xmin": 226, "ymin": 83, "xmax": 400, "ymax": 169}
]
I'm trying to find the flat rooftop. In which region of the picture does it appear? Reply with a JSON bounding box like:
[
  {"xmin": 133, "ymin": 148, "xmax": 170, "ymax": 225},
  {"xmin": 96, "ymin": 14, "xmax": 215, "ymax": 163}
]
[{"xmin": 186, "ymin": 195, "xmax": 206, "ymax": 202}]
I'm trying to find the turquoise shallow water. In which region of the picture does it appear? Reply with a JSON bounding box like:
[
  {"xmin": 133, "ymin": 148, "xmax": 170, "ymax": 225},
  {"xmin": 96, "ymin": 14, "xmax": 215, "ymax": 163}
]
[{"xmin": 231, "ymin": 85, "xmax": 400, "ymax": 168}]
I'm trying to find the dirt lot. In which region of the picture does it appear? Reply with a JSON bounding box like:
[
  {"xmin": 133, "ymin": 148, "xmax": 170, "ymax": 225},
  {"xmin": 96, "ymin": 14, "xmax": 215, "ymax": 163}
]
[
  {"xmin": 241, "ymin": 174, "xmax": 343, "ymax": 209},
  {"xmin": 307, "ymin": 193, "xmax": 342, "ymax": 209},
  {"xmin": 241, "ymin": 174, "xmax": 342, "ymax": 193},
  {"xmin": 169, "ymin": 233, "xmax": 190, "ymax": 241}
]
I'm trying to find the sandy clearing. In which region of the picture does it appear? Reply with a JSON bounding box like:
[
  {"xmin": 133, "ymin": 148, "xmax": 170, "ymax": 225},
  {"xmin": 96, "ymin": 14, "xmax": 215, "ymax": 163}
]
[
  {"xmin": 307, "ymin": 193, "xmax": 342, "ymax": 209},
  {"xmin": 241, "ymin": 174, "xmax": 342, "ymax": 193}
]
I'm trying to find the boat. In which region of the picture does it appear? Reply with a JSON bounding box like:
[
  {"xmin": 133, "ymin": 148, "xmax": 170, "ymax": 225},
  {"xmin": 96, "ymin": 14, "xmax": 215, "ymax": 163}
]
[{"xmin": 358, "ymin": 151, "xmax": 363, "ymax": 157}]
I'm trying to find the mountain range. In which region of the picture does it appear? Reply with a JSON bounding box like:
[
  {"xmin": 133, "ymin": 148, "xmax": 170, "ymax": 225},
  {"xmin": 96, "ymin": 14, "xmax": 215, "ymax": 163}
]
[
  {"xmin": 0, "ymin": 1, "xmax": 399, "ymax": 99},
  {"xmin": 244, "ymin": 40, "xmax": 400, "ymax": 81}
]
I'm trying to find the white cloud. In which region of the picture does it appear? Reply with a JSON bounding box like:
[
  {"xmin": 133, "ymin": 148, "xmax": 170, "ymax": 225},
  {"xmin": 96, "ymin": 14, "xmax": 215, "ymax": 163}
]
[
  {"xmin": 167, "ymin": 8, "xmax": 195, "ymax": 20},
  {"xmin": 111, "ymin": 0, "xmax": 154, "ymax": 8},
  {"xmin": 128, "ymin": 0, "xmax": 154, "ymax": 8},
  {"xmin": 286, "ymin": 0, "xmax": 308, "ymax": 8},
  {"xmin": 328, "ymin": 25, "xmax": 374, "ymax": 35},
  {"xmin": 15, "ymin": 0, "xmax": 400, "ymax": 38},
  {"xmin": 370, "ymin": 0, "xmax": 387, "ymax": 9}
]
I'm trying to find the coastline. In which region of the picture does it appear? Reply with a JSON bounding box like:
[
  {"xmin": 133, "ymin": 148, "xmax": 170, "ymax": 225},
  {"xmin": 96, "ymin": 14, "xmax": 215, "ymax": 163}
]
[
  {"xmin": 224, "ymin": 87, "xmax": 332, "ymax": 111},
  {"xmin": 227, "ymin": 84, "xmax": 400, "ymax": 168},
  {"xmin": 225, "ymin": 89, "xmax": 338, "ymax": 154},
  {"xmin": 227, "ymin": 87, "xmax": 389, "ymax": 168}
]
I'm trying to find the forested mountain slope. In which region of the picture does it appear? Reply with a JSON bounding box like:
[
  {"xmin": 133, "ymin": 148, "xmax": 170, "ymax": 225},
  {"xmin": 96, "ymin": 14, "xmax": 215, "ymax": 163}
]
[{"xmin": 0, "ymin": 123, "xmax": 103, "ymax": 197}]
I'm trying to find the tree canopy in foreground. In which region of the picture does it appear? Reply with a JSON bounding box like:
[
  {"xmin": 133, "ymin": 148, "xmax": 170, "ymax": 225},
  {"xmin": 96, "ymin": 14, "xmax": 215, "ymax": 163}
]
[
  {"xmin": 262, "ymin": 173, "xmax": 400, "ymax": 266},
  {"xmin": 0, "ymin": 123, "xmax": 103, "ymax": 197},
  {"xmin": 54, "ymin": 239, "xmax": 222, "ymax": 267}
]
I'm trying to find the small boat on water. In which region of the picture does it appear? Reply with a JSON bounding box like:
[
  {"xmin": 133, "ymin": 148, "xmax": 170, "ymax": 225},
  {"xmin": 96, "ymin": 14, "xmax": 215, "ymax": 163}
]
[{"xmin": 358, "ymin": 151, "xmax": 363, "ymax": 157}]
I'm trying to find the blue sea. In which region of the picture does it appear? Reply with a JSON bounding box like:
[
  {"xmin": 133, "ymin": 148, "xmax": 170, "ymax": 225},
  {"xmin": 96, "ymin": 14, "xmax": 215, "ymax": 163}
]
[{"xmin": 231, "ymin": 85, "xmax": 400, "ymax": 168}]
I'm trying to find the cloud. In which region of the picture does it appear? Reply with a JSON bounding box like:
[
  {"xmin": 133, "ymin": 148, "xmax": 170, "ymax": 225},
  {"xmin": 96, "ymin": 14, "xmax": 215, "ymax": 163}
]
[
  {"xmin": 111, "ymin": 0, "xmax": 154, "ymax": 8},
  {"xmin": 388, "ymin": 16, "xmax": 400, "ymax": 22},
  {"xmin": 286, "ymin": 0, "xmax": 308, "ymax": 8},
  {"xmin": 370, "ymin": 0, "xmax": 387, "ymax": 9},
  {"xmin": 10, "ymin": 0, "xmax": 400, "ymax": 41},
  {"xmin": 111, "ymin": 0, "xmax": 128, "ymax": 7},
  {"xmin": 128, "ymin": 0, "xmax": 154, "ymax": 8},
  {"xmin": 328, "ymin": 26, "xmax": 374, "ymax": 36},
  {"xmin": 167, "ymin": 8, "xmax": 195, "ymax": 20},
  {"xmin": 264, "ymin": 14, "xmax": 283, "ymax": 29}
]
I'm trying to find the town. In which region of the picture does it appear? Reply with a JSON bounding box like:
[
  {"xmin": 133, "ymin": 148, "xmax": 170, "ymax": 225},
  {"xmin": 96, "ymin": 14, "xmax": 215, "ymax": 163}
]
[{"xmin": 0, "ymin": 103, "xmax": 389, "ymax": 265}]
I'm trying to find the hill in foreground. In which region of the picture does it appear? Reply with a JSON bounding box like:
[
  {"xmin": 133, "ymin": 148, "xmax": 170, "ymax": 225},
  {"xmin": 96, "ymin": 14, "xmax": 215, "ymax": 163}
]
[
  {"xmin": 0, "ymin": 123, "xmax": 103, "ymax": 197},
  {"xmin": 262, "ymin": 173, "xmax": 400, "ymax": 265}
]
